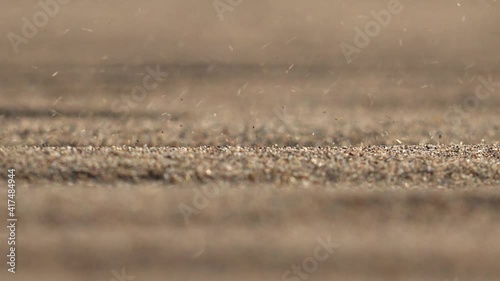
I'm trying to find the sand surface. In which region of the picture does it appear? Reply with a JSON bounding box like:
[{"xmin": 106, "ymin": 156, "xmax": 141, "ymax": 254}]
[{"xmin": 1, "ymin": 0, "xmax": 500, "ymax": 280}]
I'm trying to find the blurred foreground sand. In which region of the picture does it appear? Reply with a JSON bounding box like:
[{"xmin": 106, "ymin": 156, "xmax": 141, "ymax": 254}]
[{"xmin": 1, "ymin": 1, "xmax": 499, "ymax": 280}]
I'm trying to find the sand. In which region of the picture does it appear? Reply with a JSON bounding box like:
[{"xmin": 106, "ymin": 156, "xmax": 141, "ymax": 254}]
[{"xmin": 1, "ymin": 1, "xmax": 500, "ymax": 280}]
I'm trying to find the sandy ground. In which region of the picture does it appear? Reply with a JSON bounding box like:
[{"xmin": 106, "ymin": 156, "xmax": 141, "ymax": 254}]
[
  {"xmin": 2, "ymin": 182, "xmax": 500, "ymax": 281},
  {"xmin": 1, "ymin": 145, "xmax": 499, "ymax": 186},
  {"xmin": 1, "ymin": 77, "xmax": 498, "ymax": 281},
  {"xmin": 1, "ymin": 1, "xmax": 500, "ymax": 280}
]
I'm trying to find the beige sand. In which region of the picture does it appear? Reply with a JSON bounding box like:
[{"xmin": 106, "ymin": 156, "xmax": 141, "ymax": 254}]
[{"xmin": 1, "ymin": 1, "xmax": 499, "ymax": 280}]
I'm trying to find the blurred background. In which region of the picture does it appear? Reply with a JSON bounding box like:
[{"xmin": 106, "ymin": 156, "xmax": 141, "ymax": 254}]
[
  {"xmin": 1, "ymin": 2, "xmax": 500, "ymax": 281},
  {"xmin": 2, "ymin": 0, "xmax": 499, "ymax": 66},
  {"xmin": 0, "ymin": 0, "xmax": 499, "ymax": 147}
]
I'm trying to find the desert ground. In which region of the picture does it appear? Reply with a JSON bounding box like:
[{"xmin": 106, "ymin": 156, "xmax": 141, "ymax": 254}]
[{"xmin": 0, "ymin": 1, "xmax": 499, "ymax": 281}]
